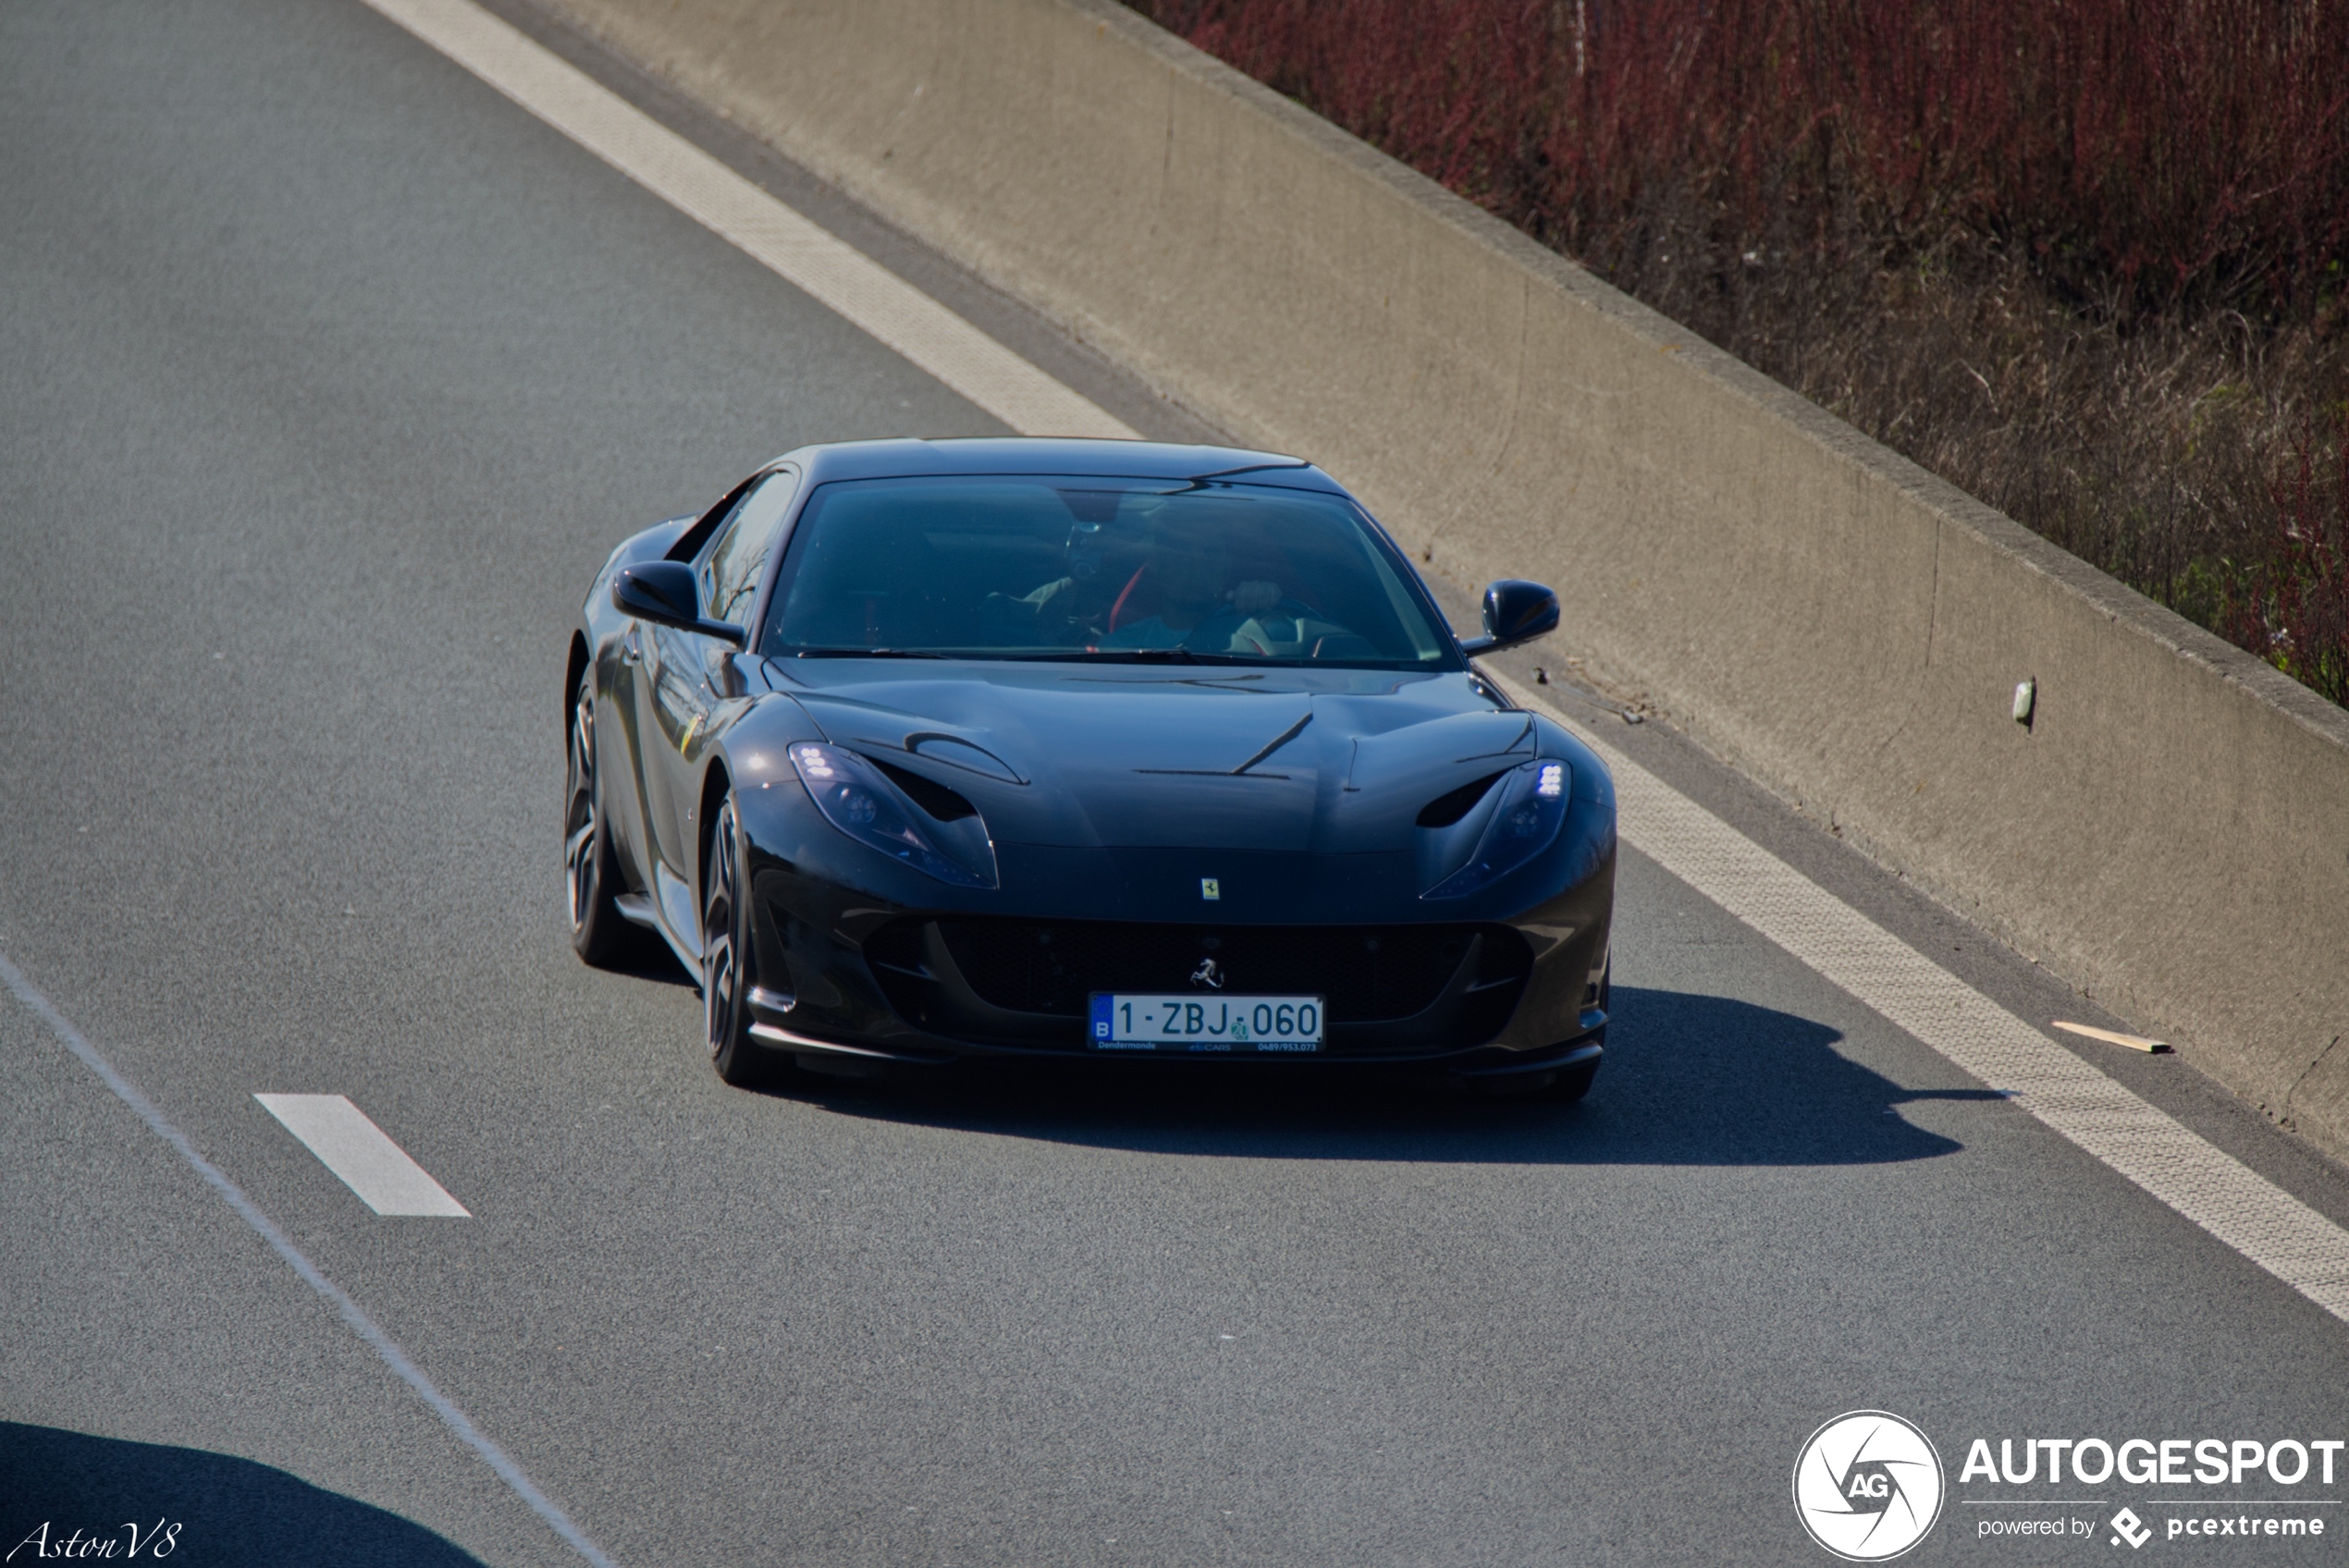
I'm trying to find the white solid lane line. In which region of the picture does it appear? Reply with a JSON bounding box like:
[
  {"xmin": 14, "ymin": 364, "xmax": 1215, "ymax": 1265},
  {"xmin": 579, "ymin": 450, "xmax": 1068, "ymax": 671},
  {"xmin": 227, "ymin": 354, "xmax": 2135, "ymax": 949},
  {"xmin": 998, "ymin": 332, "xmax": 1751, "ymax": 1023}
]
[
  {"xmin": 0, "ymin": 957, "xmax": 614, "ymax": 1568},
  {"xmin": 358, "ymin": 0, "xmax": 1140, "ymax": 443},
  {"xmin": 1490, "ymin": 670, "xmax": 2349, "ymax": 1326},
  {"xmin": 254, "ymin": 1093, "xmax": 472, "ymax": 1218}
]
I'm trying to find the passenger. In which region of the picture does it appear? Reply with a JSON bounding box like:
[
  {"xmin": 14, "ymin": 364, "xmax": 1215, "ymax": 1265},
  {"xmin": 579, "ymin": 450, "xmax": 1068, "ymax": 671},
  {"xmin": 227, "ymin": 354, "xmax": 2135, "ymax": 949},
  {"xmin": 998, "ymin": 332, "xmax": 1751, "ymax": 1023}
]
[{"xmin": 981, "ymin": 519, "xmax": 1131, "ymax": 643}]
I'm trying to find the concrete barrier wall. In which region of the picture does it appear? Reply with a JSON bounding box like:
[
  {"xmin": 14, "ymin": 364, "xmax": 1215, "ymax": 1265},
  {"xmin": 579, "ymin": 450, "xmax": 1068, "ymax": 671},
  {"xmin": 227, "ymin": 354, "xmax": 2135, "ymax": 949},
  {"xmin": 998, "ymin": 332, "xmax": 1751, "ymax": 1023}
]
[{"xmin": 537, "ymin": 0, "xmax": 2349, "ymax": 1158}]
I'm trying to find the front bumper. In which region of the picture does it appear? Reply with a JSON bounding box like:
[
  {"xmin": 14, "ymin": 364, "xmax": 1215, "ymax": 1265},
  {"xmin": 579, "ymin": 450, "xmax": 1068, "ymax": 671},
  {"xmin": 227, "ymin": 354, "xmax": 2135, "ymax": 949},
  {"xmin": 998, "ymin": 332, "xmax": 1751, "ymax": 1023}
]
[{"xmin": 738, "ymin": 837, "xmax": 1614, "ymax": 1072}]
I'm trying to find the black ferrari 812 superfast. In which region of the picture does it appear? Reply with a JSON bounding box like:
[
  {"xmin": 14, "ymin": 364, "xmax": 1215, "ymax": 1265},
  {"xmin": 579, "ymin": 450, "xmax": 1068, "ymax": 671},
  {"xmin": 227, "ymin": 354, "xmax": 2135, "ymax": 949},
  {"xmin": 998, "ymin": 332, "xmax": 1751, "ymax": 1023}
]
[{"xmin": 563, "ymin": 439, "xmax": 1615, "ymax": 1097}]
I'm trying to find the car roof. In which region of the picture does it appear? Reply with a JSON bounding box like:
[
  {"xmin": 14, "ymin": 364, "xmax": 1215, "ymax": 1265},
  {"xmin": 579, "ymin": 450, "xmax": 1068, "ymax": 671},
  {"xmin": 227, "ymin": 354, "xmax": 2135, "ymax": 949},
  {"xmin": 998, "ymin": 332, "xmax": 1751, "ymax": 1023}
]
[{"xmin": 771, "ymin": 437, "xmax": 1347, "ymax": 493}]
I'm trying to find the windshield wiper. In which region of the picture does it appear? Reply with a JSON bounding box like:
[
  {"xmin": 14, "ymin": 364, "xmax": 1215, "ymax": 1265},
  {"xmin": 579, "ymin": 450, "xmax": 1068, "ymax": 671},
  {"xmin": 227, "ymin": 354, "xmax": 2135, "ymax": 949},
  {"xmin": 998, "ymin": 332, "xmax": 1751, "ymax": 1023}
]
[
  {"xmin": 977, "ymin": 647, "xmax": 1224, "ymax": 664},
  {"xmin": 1081, "ymin": 646, "xmax": 1259, "ymax": 664},
  {"xmin": 786, "ymin": 646, "xmax": 1272, "ymax": 665}
]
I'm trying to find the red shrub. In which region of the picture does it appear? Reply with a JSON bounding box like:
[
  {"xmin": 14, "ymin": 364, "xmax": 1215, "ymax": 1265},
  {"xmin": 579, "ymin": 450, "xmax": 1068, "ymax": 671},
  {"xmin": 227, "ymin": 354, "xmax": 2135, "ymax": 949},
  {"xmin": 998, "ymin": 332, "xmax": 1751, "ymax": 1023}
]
[
  {"xmin": 2228, "ymin": 414, "xmax": 2349, "ymax": 702},
  {"xmin": 1150, "ymin": 0, "xmax": 2349, "ymax": 323}
]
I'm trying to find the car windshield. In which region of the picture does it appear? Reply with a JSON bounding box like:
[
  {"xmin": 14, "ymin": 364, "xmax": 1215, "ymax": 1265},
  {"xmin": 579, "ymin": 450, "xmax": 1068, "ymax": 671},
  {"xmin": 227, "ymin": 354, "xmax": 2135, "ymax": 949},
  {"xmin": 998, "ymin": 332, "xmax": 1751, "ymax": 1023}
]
[{"xmin": 763, "ymin": 474, "xmax": 1457, "ymax": 667}]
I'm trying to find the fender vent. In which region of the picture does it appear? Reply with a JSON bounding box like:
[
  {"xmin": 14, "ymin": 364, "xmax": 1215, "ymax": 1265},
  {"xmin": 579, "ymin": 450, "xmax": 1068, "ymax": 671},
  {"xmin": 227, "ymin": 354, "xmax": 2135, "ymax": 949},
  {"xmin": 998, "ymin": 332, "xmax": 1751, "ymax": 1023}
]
[
  {"xmin": 1416, "ymin": 770, "xmax": 1507, "ymax": 828},
  {"xmin": 871, "ymin": 757, "xmax": 978, "ymax": 822}
]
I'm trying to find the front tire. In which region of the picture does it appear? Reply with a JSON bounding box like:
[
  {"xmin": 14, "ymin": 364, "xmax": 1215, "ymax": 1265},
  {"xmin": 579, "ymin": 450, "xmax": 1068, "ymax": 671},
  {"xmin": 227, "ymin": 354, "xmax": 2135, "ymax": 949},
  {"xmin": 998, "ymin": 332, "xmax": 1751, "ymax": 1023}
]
[
  {"xmin": 565, "ymin": 667, "xmax": 632, "ymax": 966},
  {"xmin": 703, "ymin": 796, "xmax": 775, "ymax": 1087}
]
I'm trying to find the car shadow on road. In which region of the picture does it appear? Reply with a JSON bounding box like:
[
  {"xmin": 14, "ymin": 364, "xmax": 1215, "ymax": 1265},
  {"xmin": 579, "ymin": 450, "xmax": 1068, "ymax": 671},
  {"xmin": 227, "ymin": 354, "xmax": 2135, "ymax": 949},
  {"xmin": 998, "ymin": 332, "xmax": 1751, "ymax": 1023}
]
[
  {"xmin": 0, "ymin": 1423, "xmax": 486, "ymax": 1567},
  {"xmin": 781, "ymin": 985, "xmax": 1998, "ymax": 1165},
  {"xmin": 599, "ymin": 925, "xmax": 700, "ymax": 987}
]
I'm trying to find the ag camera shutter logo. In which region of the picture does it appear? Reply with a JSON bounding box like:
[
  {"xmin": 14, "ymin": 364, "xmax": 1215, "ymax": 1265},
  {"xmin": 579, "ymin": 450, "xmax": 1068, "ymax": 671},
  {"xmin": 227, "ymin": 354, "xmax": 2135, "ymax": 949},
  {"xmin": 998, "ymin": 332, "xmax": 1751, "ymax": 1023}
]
[{"xmin": 1793, "ymin": 1411, "xmax": 1947, "ymax": 1561}]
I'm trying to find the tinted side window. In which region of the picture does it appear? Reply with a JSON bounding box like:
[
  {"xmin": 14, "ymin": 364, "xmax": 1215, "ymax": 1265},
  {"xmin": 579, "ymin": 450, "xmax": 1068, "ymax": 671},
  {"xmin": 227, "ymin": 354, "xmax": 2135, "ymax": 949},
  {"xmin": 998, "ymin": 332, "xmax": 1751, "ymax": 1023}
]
[{"xmin": 702, "ymin": 469, "xmax": 796, "ymax": 626}]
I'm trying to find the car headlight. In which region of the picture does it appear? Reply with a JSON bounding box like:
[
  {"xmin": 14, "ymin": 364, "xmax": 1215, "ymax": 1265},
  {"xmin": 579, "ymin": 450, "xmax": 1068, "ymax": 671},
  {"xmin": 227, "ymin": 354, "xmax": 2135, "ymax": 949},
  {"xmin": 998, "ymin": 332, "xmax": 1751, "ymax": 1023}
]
[
  {"xmin": 1422, "ymin": 759, "xmax": 1568, "ymax": 900},
  {"xmin": 788, "ymin": 742, "xmax": 997, "ymax": 888}
]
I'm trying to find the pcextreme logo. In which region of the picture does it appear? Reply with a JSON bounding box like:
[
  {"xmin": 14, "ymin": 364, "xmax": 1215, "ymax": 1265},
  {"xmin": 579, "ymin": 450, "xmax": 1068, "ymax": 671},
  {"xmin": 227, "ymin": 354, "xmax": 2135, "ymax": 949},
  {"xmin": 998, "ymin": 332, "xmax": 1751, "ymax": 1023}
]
[{"xmin": 1794, "ymin": 1411, "xmax": 1948, "ymax": 1561}]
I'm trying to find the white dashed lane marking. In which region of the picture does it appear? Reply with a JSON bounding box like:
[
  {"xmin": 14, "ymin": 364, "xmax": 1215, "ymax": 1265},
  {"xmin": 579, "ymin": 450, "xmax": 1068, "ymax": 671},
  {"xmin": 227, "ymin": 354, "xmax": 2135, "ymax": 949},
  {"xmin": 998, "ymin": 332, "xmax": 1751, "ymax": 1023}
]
[
  {"xmin": 1493, "ymin": 671, "xmax": 2349, "ymax": 1326},
  {"xmin": 1, "ymin": 957, "xmax": 607, "ymax": 1565},
  {"xmin": 359, "ymin": 0, "xmax": 1139, "ymax": 443},
  {"xmin": 253, "ymin": 1093, "xmax": 472, "ymax": 1217}
]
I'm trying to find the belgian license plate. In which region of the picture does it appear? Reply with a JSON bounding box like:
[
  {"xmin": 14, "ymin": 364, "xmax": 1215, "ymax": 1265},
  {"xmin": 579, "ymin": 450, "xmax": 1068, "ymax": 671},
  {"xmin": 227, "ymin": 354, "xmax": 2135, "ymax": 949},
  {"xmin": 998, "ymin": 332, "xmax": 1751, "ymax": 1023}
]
[{"xmin": 1089, "ymin": 994, "xmax": 1325, "ymax": 1053}]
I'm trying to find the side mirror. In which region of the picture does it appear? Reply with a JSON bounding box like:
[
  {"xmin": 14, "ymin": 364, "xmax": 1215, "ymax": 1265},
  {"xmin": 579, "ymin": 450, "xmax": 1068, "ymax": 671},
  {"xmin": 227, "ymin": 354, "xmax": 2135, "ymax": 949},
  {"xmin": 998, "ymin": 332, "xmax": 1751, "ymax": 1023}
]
[
  {"xmin": 612, "ymin": 561, "xmax": 746, "ymax": 645},
  {"xmin": 1459, "ymin": 579, "xmax": 1559, "ymax": 656}
]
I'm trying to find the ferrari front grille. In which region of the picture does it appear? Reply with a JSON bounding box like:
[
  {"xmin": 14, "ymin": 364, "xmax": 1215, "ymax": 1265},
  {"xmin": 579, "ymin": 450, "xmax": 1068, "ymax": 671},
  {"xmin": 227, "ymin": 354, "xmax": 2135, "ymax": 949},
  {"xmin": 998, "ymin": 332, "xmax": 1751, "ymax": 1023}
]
[{"xmin": 864, "ymin": 917, "xmax": 1531, "ymax": 1053}]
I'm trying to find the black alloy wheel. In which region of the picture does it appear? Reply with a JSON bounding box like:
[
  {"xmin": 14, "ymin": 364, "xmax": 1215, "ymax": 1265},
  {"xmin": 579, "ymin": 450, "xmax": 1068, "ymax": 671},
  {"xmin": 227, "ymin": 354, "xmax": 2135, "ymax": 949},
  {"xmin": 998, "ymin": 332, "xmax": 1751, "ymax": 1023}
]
[
  {"xmin": 702, "ymin": 796, "xmax": 770, "ymax": 1086},
  {"xmin": 565, "ymin": 667, "xmax": 631, "ymax": 965}
]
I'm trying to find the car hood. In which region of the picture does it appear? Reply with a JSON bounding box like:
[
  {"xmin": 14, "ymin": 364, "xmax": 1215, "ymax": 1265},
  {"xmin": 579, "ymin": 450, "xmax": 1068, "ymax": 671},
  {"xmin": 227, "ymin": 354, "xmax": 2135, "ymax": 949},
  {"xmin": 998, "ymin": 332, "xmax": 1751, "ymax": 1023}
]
[{"xmin": 769, "ymin": 661, "xmax": 1541, "ymax": 853}]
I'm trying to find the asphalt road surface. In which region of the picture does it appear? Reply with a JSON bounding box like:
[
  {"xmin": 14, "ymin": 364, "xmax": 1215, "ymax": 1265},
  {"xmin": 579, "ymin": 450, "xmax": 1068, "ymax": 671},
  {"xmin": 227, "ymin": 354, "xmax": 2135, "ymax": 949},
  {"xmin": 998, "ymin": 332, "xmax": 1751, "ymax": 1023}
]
[{"xmin": 6, "ymin": 0, "xmax": 2349, "ymax": 1563}]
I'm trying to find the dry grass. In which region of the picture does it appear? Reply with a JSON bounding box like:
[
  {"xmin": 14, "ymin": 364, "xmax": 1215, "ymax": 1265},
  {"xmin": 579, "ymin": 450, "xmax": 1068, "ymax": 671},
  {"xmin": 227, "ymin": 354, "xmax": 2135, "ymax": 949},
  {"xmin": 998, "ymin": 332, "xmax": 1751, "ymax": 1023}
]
[{"xmin": 1133, "ymin": 0, "xmax": 2349, "ymax": 703}]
